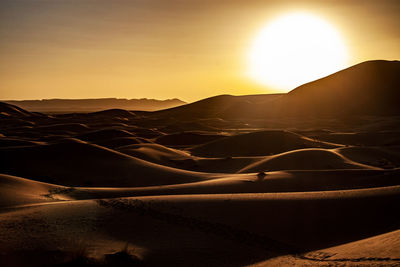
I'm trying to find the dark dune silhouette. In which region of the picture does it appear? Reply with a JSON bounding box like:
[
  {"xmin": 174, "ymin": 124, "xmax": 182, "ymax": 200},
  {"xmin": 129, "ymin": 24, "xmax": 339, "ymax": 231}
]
[
  {"xmin": 152, "ymin": 60, "xmax": 400, "ymax": 120},
  {"xmin": 0, "ymin": 101, "xmax": 34, "ymax": 117},
  {"xmin": 274, "ymin": 60, "xmax": 400, "ymax": 116}
]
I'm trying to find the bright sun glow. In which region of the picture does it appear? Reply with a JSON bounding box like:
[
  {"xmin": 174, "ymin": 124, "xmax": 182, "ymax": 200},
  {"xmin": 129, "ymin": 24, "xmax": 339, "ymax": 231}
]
[{"xmin": 248, "ymin": 12, "xmax": 349, "ymax": 91}]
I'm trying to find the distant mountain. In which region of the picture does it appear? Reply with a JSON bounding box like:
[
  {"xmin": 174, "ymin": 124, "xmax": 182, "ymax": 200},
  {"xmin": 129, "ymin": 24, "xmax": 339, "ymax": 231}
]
[
  {"xmin": 154, "ymin": 60, "xmax": 400, "ymax": 119},
  {"xmin": 3, "ymin": 98, "xmax": 186, "ymax": 113}
]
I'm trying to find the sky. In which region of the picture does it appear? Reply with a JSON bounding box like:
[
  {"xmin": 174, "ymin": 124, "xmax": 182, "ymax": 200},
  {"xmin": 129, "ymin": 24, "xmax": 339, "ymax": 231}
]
[{"xmin": 0, "ymin": 0, "xmax": 399, "ymax": 102}]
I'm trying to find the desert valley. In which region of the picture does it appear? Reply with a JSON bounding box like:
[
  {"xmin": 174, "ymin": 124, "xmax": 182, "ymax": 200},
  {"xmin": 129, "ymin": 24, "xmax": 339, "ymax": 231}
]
[{"xmin": 0, "ymin": 60, "xmax": 400, "ymax": 266}]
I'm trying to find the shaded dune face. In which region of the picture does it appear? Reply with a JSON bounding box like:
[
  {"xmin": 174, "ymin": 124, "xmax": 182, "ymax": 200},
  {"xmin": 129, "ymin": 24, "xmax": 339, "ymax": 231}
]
[
  {"xmin": 0, "ymin": 102, "xmax": 34, "ymax": 117},
  {"xmin": 0, "ymin": 140, "xmax": 210, "ymax": 187},
  {"xmin": 1, "ymin": 60, "xmax": 400, "ymax": 266},
  {"xmin": 0, "ymin": 138, "xmax": 43, "ymax": 148},
  {"xmin": 278, "ymin": 60, "xmax": 400, "ymax": 117},
  {"xmin": 237, "ymin": 148, "xmax": 375, "ymax": 173},
  {"xmin": 189, "ymin": 130, "xmax": 339, "ymax": 157},
  {"xmin": 156, "ymin": 131, "xmax": 229, "ymax": 147},
  {"xmin": 0, "ymin": 173, "xmax": 69, "ymax": 207},
  {"xmin": 300, "ymin": 131, "xmax": 400, "ymax": 146},
  {"xmin": 75, "ymin": 128, "xmax": 135, "ymax": 141},
  {"xmin": 100, "ymin": 186, "xmax": 400, "ymax": 250}
]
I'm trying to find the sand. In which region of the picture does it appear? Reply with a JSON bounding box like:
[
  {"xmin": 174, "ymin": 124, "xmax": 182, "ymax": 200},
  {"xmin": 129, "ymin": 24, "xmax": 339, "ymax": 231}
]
[{"xmin": 1, "ymin": 61, "xmax": 400, "ymax": 265}]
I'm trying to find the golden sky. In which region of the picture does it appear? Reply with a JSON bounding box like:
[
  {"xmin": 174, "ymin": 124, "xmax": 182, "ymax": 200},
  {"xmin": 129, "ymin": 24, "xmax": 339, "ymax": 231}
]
[{"xmin": 0, "ymin": 0, "xmax": 399, "ymax": 102}]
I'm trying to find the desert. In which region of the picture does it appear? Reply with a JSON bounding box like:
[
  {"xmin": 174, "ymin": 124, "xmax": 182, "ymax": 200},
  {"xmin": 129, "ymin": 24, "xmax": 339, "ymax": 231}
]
[
  {"xmin": 1, "ymin": 60, "xmax": 400, "ymax": 266},
  {"xmin": 1, "ymin": 0, "xmax": 400, "ymax": 265}
]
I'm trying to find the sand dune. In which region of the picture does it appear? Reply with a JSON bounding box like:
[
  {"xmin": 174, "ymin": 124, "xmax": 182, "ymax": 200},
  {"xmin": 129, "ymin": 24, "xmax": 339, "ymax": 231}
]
[
  {"xmin": 159, "ymin": 121, "xmax": 218, "ymax": 133},
  {"xmin": 190, "ymin": 130, "xmax": 339, "ymax": 157},
  {"xmin": 0, "ymin": 138, "xmax": 43, "ymax": 148},
  {"xmin": 303, "ymin": 130, "xmax": 400, "ymax": 146},
  {"xmin": 0, "ymin": 119, "xmax": 35, "ymax": 130},
  {"xmin": 116, "ymin": 143, "xmax": 261, "ymax": 173},
  {"xmin": 0, "ymin": 102, "xmax": 34, "ymax": 117},
  {"xmin": 303, "ymin": 228, "xmax": 400, "ymax": 262},
  {"xmin": 0, "ymin": 198, "xmax": 269, "ymax": 266},
  {"xmin": 186, "ymin": 157, "xmax": 259, "ymax": 173},
  {"xmin": 238, "ymin": 148, "xmax": 376, "ymax": 173},
  {"xmin": 92, "ymin": 136, "xmax": 148, "ymax": 149},
  {"xmin": 118, "ymin": 143, "xmax": 192, "ymax": 161},
  {"xmin": 75, "ymin": 128, "xmax": 135, "ymax": 142},
  {"xmin": 34, "ymin": 122, "xmax": 90, "ymax": 133},
  {"xmin": 0, "ymin": 139, "xmax": 214, "ymax": 187},
  {"xmin": 274, "ymin": 60, "xmax": 400, "ymax": 117},
  {"xmin": 128, "ymin": 127, "xmax": 163, "ymax": 138},
  {"xmin": 156, "ymin": 131, "xmax": 229, "ymax": 147},
  {"xmin": 3, "ymin": 167, "xmax": 399, "ymax": 208},
  {"xmin": 254, "ymin": 228, "xmax": 400, "ymax": 266},
  {"xmin": 8, "ymin": 169, "xmax": 391, "ymax": 202},
  {"xmin": 338, "ymin": 146, "xmax": 400, "ymax": 169},
  {"xmin": 3, "ymin": 185, "xmax": 397, "ymax": 251},
  {"xmin": 116, "ymin": 144, "xmax": 377, "ymax": 174},
  {"xmin": 1, "ymin": 181, "xmax": 399, "ymax": 266},
  {"xmin": 102, "ymin": 185, "xmax": 400, "ymax": 249},
  {"xmin": 0, "ymin": 173, "xmax": 68, "ymax": 207},
  {"xmin": 89, "ymin": 108, "xmax": 138, "ymax": 118},
  {"xmin": 83, "ymin": 169, "xmax": 400, "ymax": 197}
]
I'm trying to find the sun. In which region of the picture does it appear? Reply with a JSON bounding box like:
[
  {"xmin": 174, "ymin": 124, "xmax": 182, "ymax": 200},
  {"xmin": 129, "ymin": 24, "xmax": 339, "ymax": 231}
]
[{"xmin": 248, "ymin": 12, "xmax": 349, "ymax": 91}]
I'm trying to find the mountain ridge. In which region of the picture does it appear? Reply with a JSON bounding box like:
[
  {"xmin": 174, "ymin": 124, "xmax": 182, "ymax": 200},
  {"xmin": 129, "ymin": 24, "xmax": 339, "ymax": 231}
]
[{"xmin": 3, "ymin": 97, "xmax": 186, "ymax": 113}]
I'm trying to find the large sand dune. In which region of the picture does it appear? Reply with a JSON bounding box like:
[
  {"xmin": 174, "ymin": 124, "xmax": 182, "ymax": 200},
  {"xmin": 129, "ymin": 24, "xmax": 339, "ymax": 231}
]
[
  {"xmin": 0, "ymin": 102, "xmax": 34, "ymax": 117},
  {"xmin": 0, "ymin": 139, "xmax": 215, "ymax": 187},
  {"xmin": 0, "ymin": 173, "xmax": 68, "ymax": 207},
  {"xmin": 275, "ymin": 60, "xmax": 400, "ymax": 117},
  {"xmin": 0, "ymin": 184, "xmax": 399, "ymax": 266}
]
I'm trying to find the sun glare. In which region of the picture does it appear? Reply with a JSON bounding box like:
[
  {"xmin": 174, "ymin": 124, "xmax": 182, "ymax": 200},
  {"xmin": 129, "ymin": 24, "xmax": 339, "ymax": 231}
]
[{"xmin": 248, "ymin": 12, "xmax": 349, "ymax": 91}]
